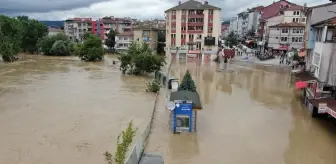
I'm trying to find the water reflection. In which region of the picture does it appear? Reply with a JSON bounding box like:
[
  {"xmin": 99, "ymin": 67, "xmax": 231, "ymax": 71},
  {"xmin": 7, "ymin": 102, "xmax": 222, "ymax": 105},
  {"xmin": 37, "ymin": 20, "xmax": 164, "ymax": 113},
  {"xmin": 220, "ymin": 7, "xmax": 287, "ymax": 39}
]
[{"xmin": 146, "ymin": 60, "xmax": 336, "ymax": 164}]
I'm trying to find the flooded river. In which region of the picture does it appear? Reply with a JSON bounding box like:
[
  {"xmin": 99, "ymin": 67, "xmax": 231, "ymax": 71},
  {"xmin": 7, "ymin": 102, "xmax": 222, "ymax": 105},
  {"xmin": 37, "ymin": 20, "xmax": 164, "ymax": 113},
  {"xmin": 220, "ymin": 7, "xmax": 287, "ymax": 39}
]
[
  {"xmin": 146, "ymin": 59, "xmax": 336, "ymax": 164},
  {"xmin": 0, "ymin": 55, "xmax": 155, "ymax": 164}
]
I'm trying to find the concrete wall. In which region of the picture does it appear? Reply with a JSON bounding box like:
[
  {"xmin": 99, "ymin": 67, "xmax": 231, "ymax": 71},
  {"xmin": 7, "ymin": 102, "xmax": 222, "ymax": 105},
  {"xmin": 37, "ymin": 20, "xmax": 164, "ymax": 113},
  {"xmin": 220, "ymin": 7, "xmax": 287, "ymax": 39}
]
[
  {"xmin": 306, "ymin": 3, "xmax": 336, "ymax": 49},
  {"xmin": 124, "ymin": 93, "xmax": 159, "ymax": 164},
  {"xmin": 313, "ymin": 42, "xmax": 334, "ymax": 83},
  {"xmin": 283, "ymin": 10, "xmax": 306, "ymax": 23},
  {"xmin": 268, "ymin": 27, "xmax": 304, "ymax": 49}
]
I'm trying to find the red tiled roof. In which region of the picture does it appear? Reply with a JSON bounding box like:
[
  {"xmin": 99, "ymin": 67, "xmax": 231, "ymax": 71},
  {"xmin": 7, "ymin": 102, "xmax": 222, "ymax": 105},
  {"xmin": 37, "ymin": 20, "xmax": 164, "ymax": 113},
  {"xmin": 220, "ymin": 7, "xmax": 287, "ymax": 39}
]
[
  {"xmin": 260, "ymin": 0, "xmax": 297, "ymax": 20},
  {"xmin": 116, "ymin": 32, "xmax": 133, "ymax": 36},
  {"xmin": 48, "ymin": 28, "xmax": 62, "ymax": 32},
  {"xmin": 269, "ymin": 22, "xmax": 305, "ymax": 28},
  {"xmin": 284, "ymin": 4, "xmax": 303, "ymax": 11},
  {"xmin": 252, "ymin": 6, "xmax": 264, "ymax": 12}
]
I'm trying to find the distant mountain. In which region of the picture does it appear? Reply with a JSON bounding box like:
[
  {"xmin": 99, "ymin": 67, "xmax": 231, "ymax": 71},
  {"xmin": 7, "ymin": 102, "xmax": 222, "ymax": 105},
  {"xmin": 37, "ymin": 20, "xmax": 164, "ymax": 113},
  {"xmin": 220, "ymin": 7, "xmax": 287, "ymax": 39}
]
[{"xmin": 40, "ymin": 21, "xmax": 64, "ymax": 28}]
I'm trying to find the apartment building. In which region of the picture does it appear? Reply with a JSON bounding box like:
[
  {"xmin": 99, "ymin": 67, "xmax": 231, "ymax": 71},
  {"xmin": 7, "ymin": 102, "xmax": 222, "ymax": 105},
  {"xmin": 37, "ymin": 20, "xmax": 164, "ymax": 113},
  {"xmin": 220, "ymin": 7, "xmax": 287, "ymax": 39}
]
[
  {"xmin": 64, "ymin": 17, "xmax": 134, "ymax": 41},
  {"xmin": 115, "ymin": 32, "xmax": 133, "ymax": 52},
  {"xmin": 165, "ymin": 0, "xmax": 221, "ymax": 61},
  {"xmin": 229, "ymin": 17, "xmax": 238, "ymax": 35},
  {"xmin": 221, "ymin": 24, "xmax": 229, "ymax": 38},
  {"xmin": 258, "ymin": 0, "xmax": 303, "ymax": 39},
  {"xmin": 304, "ymin": 1, "xmax": 336, "ymax": 84},
  {"xmin": 64, "ymin": 18, "xmax": 92, "ymax": 41},
  {"xmin": 267, "ymin": 22, "xmax": 305, "ymax": 51},
  {"xmin": 133, "ymin": 26, "xmax": 159, "ymax": 54}
]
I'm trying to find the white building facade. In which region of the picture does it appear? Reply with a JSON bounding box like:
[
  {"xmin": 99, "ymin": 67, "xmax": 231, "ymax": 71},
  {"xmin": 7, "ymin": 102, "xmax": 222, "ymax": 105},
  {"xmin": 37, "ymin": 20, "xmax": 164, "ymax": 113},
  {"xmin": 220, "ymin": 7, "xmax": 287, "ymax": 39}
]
[
  {"xmin": 229, "ymin": 17, "xmax": 238, "ymax": 34},
  {"xmin": 165, "ymin": 0, "xmax": 221, "ymax": 61}
]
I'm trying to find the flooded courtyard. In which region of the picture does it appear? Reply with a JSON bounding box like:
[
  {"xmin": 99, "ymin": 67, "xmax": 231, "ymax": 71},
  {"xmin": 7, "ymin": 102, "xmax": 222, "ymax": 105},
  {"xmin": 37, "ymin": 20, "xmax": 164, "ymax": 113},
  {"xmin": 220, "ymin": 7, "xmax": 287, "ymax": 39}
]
[
  {"xmin": 0, "ymin": 55, "xmax": 156, "ymax": 164},
  {"xmin": 146, "ymin": 59, "xmax": 336, "ymax": 164}
]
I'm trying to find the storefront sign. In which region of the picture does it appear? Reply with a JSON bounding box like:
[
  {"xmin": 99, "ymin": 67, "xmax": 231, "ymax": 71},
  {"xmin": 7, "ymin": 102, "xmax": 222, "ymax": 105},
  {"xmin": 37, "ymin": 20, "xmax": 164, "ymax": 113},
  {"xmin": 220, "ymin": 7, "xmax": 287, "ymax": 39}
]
[
  {"xmin": 327, "ymin": 107, "xmax": 336, "ymax": 119},
  {"xmin": 318, "ymin": 103, "xmax": 327, "ymax": 113},
  {"xmin": 279, "ymin": 44, "xmax": 288, "ymax": 50},
  {"xmin": 188, "ymin": 50, "xmax": 202, "ymax": 54}
]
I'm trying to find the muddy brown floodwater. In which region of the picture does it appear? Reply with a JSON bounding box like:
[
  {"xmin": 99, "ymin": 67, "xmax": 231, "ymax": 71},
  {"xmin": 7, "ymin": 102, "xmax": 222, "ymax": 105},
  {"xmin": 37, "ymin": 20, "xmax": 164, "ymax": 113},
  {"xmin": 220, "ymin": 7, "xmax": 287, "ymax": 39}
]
[
  {"xmin": 0, "ymin": 55, "xmax": 155, "ymax": 164},
  {"xmin": 146, "ymin": 59, "xmax": 336, "ymax": 164}
]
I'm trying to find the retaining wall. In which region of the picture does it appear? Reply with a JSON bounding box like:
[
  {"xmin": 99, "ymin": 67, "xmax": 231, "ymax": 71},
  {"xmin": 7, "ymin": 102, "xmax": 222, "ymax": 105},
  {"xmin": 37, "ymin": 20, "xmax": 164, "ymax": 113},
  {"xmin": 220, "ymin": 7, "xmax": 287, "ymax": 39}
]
[{"xmin": 124, "ymin": 93, "xmax": 159, "ymax": 164}]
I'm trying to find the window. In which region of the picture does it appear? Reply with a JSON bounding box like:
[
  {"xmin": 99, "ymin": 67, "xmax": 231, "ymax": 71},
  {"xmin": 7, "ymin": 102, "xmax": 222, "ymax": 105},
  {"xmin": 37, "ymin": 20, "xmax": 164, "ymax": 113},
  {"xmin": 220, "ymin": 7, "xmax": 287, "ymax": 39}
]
[
  {"xmin": 316, "ymin": 28, "xmax": 323, "ymax": 42},
  {"xmin": 300, "ymin": 29, "xmax": 303, "ymax": 33},
  {"xmin": 181, "ymin": 26, "xmax": 186, "ymax": 31},
  {"xmin": 281, "ymin": 28, "xmax": 288, "ymax": 33},
  {"xmin": 209, "ymin": 10, "xmax": 214, "ymax": 15},
  {"xmin": 293, "ymin": 28, "xmax": 296, "ymax": 33},
  {"xmin": 292, "ymin": 18, "xmax": 299, "ymax": 22},
  {"xmin": 292, "ymin": 37, "xmax": 295, "ymax": 42},
  {"xmin": 197, "ymin": 34, "xmax": 202, "ymax": 39},
  {"xmin": 293, "ymin": 11, "xmax": 300, "ymax": 15},
  {"xmin": 182, "ymin": 10, "xmax": 186, "ymax": 15},
  {"xmin": 281, "ymin": 37, "xmax": 287, "ymax": 42},
  {"xmin": 276, "ymin": 37, "xmax": 279, "ymax": 39},
  {"xmin": 299, "ymin": 37, "xmax": 303, "ymax": 42},
  {"xmin": 172, "ymin": 10, "xmax": 176, "ymax": 15},
  {"xmin": 302, "ymin": 18, "xmax": 306, "ymax": 22},
  {"xmin": 171, "ymin": 34, "xmax": 176, "ymax": 38},
  {"xmin": 176, "ymin": 115, "xmax": 190, "ymax": 129},
  {"xmin": 172, "ymin": 25, "xmax": 176, "ymax": 30},
  {"xmin": 326, "ymin": 29, "xmax": 334, "ymax": 41}
]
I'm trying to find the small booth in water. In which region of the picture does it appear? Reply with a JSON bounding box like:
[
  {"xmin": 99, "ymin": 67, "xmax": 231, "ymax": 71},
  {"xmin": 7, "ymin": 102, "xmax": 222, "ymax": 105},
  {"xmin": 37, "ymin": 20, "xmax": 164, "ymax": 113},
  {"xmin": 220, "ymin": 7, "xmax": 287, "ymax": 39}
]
[{"xmin": 168, "ymin": 91, "xmax": 202, "ymax": 133}]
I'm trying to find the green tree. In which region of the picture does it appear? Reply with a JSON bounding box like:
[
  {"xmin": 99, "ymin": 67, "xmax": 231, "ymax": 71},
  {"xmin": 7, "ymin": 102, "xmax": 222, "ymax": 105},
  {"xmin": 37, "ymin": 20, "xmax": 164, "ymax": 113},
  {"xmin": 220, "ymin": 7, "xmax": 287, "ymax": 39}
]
[
  {"xmin": 77, "ymin": 32, "xmax": 104, "ymax": 61},
  {"xmin": 104, "ymin": 121, "xmax": 137, "ymax": 164},
  {"xmin": 0, "ymin": 15, "xmax": 24, "ymax": 62},
  {"xmin": 225, "ymin": 31, "xmax": 238, "ymax": 48},
  {"xmin": 38, "ymin": 33, "xmax": 69, "ymax": 55},
  {"xmin": 246, "ymin": 28, "xmax": 255, "ymax": 37},
  {"xmin": 50, "ymin": 40, "xmax": 72, "ymax": 56},
  {"xmin": 17, "ymin": 16, "xmax": 48, "ymax": 53},
  {"xmin": 118, "ymin": 42, "xmax": 165, "ymax": 75},
  {"xmin": 105, "ymin": 30, "xmax": 117, "ymax": 53},
  {"xmin": 178, "ymin": 70, "xmax": 197, "ymax": 92}
]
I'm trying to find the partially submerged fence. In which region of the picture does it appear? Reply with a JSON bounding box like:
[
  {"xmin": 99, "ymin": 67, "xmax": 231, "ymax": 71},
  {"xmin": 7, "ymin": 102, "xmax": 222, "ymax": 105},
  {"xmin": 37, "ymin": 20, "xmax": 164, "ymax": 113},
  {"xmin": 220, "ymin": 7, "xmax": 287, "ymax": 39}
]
[{"xmin": 124, "ymin": 92, "xmax": 159, "ymax": 164}]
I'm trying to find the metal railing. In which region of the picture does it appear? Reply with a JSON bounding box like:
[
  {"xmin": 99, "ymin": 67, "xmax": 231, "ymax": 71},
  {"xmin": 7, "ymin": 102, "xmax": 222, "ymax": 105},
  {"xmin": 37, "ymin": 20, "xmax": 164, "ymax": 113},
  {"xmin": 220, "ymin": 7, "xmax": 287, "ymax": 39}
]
[{"xmin": 124, "ymin": 92, "xmax": 159, "ymax": 164}]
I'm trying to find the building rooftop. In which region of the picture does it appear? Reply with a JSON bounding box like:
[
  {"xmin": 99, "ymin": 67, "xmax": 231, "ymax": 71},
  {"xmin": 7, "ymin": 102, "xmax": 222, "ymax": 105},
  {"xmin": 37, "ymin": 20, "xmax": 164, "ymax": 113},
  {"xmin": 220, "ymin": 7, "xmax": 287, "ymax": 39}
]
[
  {"xmin": 269, "ymin": 22, "xmax": 305, "ymax": 28},
  {"xmin": 260, "ymin": 0, "xmax": 301, "ymax": 21},
  {"xmin": 312, "ymin": 16, "xmax": 336, "ymax": 26},
  {"xmin": 48, "ymin": 28, "xmax": 63, "ymax": 32},
  {"xmin": 165, "ymin": 0, "xmax": 221, "ymax": 12},
  {"xmin": 65, "ymin": 17, "xmax": 92, "ymax": 22}
]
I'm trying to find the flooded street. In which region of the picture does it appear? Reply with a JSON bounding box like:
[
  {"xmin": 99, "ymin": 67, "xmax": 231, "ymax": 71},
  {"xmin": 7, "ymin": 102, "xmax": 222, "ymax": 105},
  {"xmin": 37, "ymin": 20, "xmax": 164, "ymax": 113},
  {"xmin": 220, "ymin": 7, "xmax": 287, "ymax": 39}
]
[
  {"xmin": 146, "ymin": 59, "xmax": 336, "ymax": 164},
  {"xmin": 0, "ymin": 55, "xmax": 155, "ymax": 164}
]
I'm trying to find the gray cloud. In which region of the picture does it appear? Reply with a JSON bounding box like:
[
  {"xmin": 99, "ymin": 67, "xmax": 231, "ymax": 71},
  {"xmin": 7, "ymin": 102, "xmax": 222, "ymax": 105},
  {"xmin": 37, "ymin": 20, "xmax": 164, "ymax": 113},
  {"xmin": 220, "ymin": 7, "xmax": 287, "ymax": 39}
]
[
  {"xmin": 0, "ymin": 0, "xmax": 110, "ymax": 13},
  {"xmin": 0, "ymin": 0, "xmax": 331, "ymax": 20}
]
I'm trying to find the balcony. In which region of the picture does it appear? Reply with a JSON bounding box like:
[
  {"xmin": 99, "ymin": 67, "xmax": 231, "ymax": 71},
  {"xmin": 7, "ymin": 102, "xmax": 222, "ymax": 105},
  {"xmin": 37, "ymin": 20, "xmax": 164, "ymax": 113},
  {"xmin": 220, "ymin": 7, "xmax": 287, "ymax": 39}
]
[
  {"xmin": 187, "ymin": 30, "xmax": 203, "ymax": 34},
  {"xmin": 171, "ymin": 29, "xmax": 176, "ymax": 33},
  {"xmin": 188, "ymin": 14, "xmax": 204, "ymax": 18},
  {"xmin": 188, "ymin": 22, "xmax": 204, "ymax": 26},
  {"xmin": 172, "ymin": 15, "xmax": 176, "ymax": 19}
]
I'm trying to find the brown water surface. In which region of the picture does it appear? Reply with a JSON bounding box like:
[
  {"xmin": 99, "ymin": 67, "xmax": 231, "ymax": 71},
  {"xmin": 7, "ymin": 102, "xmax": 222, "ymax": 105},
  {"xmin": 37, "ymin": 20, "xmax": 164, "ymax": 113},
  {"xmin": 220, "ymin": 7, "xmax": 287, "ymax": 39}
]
[
  {"xmin": 0, "ymin": 55, "xmax": 155, "ymax": 164},
  {"xmin": 146, "ymin": 59, "xmax": 336, "ymax": 164}
]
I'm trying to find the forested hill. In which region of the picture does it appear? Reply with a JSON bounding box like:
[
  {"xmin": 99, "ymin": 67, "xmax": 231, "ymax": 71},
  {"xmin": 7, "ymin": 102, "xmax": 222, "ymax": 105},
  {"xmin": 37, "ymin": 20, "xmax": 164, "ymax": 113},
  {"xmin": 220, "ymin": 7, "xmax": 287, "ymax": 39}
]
[{"xmin": 40, "ymin": 21, "xmax": 64, "ymax": 28}]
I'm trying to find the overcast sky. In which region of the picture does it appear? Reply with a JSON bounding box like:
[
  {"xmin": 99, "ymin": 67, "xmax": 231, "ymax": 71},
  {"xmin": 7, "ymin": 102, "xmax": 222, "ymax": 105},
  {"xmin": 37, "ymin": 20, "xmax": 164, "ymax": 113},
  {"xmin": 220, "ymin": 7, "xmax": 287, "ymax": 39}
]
[{"xmin": 0, "ymin": 0, "xmax": 331, "ymax": 20}]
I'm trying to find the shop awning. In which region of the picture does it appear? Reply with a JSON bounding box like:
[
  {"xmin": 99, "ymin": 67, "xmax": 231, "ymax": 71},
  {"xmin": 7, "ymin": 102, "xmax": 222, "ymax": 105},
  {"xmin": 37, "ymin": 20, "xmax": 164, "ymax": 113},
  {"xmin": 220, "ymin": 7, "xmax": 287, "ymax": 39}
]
[
  {"xmin": 245, "ymin": 40, "xmax": 254, "ymax": 44},
  {"xmin": 298, "ymin": 51, "xmax": 306, "ymax": 57},
  {"xmin": 296, "ymin": 81, "xmax": 307, "ymax": 89}
]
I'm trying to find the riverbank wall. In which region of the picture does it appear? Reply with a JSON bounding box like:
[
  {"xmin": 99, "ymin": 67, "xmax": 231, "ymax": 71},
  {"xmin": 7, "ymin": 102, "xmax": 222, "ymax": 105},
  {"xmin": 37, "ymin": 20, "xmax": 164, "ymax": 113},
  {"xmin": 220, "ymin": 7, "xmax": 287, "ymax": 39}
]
[{"xmin": 124, "ymin": 92, "xmax": 160, "ymax": 164}]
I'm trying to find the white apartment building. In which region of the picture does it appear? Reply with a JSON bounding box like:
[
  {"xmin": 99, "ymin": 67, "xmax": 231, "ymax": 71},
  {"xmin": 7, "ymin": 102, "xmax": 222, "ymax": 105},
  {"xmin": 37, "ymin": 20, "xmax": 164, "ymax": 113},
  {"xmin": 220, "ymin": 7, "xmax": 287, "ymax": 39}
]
[
  {"xmin": 267, "ymin": 23, "xmax": 305, "ymax": 51},
  {"xmin": 115, "ymin": 32, "xmax": 133, "ymax": 52},
  {"xmin": 64, "ymin": 18, "xmax": 92, "ymax": 41},
  {"xmin": 229, "ymin": 17, "xmax": 238, "ymax": 34},
  {"xmin": 263, "ymin": 4, "xmax": 306, "ymax": 41},
  {"xmin": 165, "ymin": 0, "xmax": 221, "ymax": 61}
]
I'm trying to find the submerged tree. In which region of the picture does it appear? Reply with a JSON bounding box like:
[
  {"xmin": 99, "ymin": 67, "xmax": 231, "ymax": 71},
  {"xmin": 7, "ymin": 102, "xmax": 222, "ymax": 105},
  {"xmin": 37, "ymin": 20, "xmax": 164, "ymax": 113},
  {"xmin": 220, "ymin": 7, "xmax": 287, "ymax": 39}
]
[
  {"xmin": 178, "ymin": 70, "xmax": 197, "ymax": 92},
  {"xmin": 104, "ymin": 121, "xmax": 137, "ymax": 164},
  {"xmin": 0, "ymin": 15, "xmax": 24, "ymax": 62}
]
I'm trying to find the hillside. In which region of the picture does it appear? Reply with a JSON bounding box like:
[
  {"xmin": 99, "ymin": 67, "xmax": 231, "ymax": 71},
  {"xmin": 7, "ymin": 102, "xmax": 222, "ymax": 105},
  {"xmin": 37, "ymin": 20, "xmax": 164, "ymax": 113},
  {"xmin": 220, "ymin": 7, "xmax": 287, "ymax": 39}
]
[{"xmin": 40, "ymin": 21, "xmax": 64, "ymax": 28}]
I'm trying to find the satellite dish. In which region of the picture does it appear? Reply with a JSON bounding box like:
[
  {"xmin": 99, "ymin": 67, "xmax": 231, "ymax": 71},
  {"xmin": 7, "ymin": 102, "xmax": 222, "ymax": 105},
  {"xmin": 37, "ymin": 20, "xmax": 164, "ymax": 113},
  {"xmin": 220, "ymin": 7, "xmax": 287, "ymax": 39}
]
[{"xmin": 167, "ymin": 101, "xmax": 175, "ymax": 111}]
